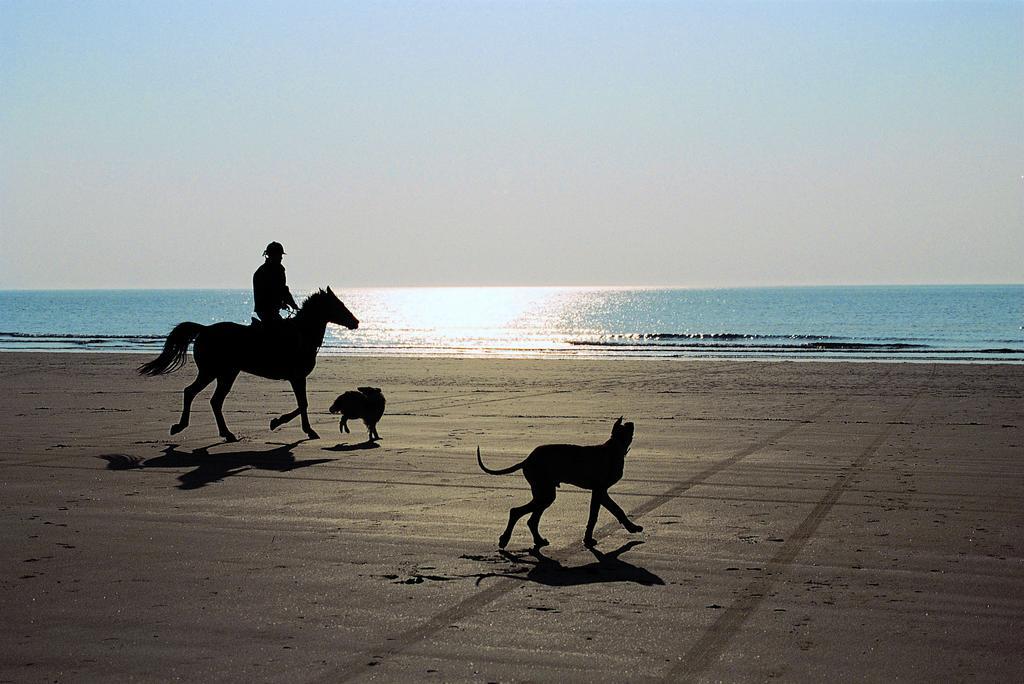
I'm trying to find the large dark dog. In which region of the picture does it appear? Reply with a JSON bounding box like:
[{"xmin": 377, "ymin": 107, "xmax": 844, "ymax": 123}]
[{"xmin": 477, "ymin": 417, "xmax": 643, "ymax": 549}]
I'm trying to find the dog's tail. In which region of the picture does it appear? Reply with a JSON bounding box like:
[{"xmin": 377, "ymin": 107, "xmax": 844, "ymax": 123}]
[
  {"xmin": 476, "ymin": 446, "xmax": 527, "ymax": 476},
  {"xmin": 138, "ymin": 322, "xmax": 204, "ymax": 376}
]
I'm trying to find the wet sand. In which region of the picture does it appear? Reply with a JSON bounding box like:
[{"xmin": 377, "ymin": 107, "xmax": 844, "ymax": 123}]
[{"xmin": 1, "ymin": 353, "xmax": 1022, "ymax": 681}]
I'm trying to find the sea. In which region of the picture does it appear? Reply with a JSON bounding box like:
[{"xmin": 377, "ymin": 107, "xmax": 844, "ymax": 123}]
[{"xmin": 0, "ymin": 285, "xmax": 1021, "ymax": 363}]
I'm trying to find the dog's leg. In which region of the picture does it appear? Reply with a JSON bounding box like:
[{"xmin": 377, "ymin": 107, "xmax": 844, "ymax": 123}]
[
  {"xmin": 499, "ymin": 481, "xmax": 553, "ymax": 548},
  {"xmin": 584, "ymin": 491, "xmax": 603, "ymax": 547},
  {"xmin": 339, "ymin": 417, "xmax": 349, "ymax": 434},
  {"xmin": 526, "ymin": 485, "xmax": 556, "ymax": 549},
  {"xmin": 499, "ymin": 502, "xmax": 531, "ymax": 549},
  {"xmin": 601, "ymin": 492, "xmax": 643, "ymax": 534}
]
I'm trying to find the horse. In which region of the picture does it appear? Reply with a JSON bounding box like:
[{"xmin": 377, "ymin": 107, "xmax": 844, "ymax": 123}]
[{"xmin": 138, "ymin": 287, "xmax": 359, "ymax": 442}]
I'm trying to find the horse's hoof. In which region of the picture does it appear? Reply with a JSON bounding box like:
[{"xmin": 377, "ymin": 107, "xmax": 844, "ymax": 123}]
[
  {"xmin": 269, "ymin": 418, "xmax": 282, "ymax": 431},
  {"xmin": 305, "ymin": 430, "xmax": 320, "ymax": 440},
  {"xmin": 627, "ymin": 524, "xmax": 644, "ymax": 534},
  {"xmin": 498, "ymin": 533, "xmax": 511, "ymax": 549},
  {"xmin": 534, "ymin": 538, "xmax": 550, "ymax": 549},
  {"xmin": 222, "ymin": 432, "xmax": 238, "ymax": 443},
  {"xmin": 170, "ymin": 423, "xmax": 186, "ymax": 435},
  {"xmin": 583, "ymin": 537, "xmax": 597, "ymax": 548}
]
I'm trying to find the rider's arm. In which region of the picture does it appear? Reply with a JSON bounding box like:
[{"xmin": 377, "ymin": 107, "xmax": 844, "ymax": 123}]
[
  {"xmin": 278, "ymin": 266, "xmax": 299, "ymax": 310},
  {"xmin": 284, "ymin": 287, "xmax": 299, "ymax": 311}
]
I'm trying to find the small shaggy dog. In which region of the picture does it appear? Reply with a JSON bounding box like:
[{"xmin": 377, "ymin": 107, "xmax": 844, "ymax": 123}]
[
  {"xmin": 477, "ymin": 417, "xmax": 642, "ymax": 549},
  {"xmin": 328, "ymin": 387, "xmax": 386, "ymax": 441}
]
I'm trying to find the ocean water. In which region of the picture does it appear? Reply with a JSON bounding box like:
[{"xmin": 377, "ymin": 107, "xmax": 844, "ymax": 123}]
[{"xmin": 0, "ymin": 286, "xmax": 1021, "ymax": 362}]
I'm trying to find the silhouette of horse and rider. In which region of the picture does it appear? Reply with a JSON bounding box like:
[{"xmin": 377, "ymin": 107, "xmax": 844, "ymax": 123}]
[{"xmin": 139, "ymin": 242, "xmax": 358, "ymax": 442}]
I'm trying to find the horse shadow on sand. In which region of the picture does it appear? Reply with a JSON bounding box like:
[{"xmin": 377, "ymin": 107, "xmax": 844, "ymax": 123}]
[
  {"xmin": 471, "ymin": 540, "xmax": 664, "ymax": 587},
  {"xmin": 100, "ymin": 441, "xmax": 332, "ymax": 490}
]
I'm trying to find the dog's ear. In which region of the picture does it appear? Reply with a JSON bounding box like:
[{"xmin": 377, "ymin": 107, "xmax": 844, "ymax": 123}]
[{"xmin": 614, "ymin": 416, "xmax": 623, "ymax": 428}]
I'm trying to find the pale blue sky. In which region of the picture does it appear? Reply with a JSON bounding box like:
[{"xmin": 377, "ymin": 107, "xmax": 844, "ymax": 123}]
[{"xmin": 2, "ymin": 1, "xmax": 1021, "ymax": 289}]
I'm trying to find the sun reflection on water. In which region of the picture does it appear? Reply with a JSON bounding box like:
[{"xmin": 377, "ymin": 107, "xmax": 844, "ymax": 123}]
[{"xmin": 323, "ymin": 286, "xmax": 612, "ymax": 356}]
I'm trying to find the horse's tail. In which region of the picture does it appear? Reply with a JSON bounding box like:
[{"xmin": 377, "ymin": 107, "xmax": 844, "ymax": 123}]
[
  {"xmin": 477, "ymin": 446, "xmax": 527, "ymax": 476},
  {"xmin": 138, "ymin": 322, "xmax": 205, "ymax": 376}
]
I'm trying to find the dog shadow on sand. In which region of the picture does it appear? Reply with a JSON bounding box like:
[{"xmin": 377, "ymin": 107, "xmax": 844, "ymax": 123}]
[
  {"xmin": 99, "ymin": 441, "xmax": 332, "ymax": 490},
  {"xmin": 472, "ymin": 540, "xmax": 664, "ymax": 587}
]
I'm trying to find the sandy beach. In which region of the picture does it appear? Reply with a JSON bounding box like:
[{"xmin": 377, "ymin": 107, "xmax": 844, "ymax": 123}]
[{"xmin": 1, "ymin": 353, "xmax": 1022, "ymax": 682}]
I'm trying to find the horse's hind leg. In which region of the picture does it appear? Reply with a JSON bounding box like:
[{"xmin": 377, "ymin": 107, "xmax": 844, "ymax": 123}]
[
  {"xmin": 270, "ymin": 407, "xmax": 301, "ymax": 431},
  {"xmin": 210, "ymin": 371, "xmax": 240, "ymax": 442},
  {"xmin": 270, "ymin": 377, "xmax": 318, "ymax": 439},
  {"xmin": 171, "ymin": 371, "xmax": 214, "ymax": 435}
]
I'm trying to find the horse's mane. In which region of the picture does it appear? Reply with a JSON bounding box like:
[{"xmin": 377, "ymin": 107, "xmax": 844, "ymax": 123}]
[
  {"xmin": 298, "ymin": 288, "xmax": 334, "ymax": 313},
  {"xmin": 294, "ymin": 288, "xmax": 336, "ymax": 350}
]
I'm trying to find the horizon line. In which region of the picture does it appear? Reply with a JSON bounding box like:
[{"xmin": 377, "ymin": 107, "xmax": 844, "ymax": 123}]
[{"xmin": 1, "ymin": 281, "xmax": 1022, "ymax": 293}]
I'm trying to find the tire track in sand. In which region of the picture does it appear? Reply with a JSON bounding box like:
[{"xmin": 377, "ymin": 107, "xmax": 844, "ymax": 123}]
[{"xmin": 663, "ymin": 390, "xmax": 922, "ymax": 682}]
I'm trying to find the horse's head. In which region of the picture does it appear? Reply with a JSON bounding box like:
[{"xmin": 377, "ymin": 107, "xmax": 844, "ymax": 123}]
[
  {"xmin": 297, "ymin": 287, "xmax": 358, "ymax": 330},
  {"xmin": 323, "ymin": 286, "xmax": 359, "ymax": 329}
]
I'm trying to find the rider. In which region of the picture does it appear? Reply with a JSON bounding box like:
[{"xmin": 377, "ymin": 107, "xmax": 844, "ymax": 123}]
[{"xmin": 253, "ymin": 241, "xmax": 299, "ymax": 324}]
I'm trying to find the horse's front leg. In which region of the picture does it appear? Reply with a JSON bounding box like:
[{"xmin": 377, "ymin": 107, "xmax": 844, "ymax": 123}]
[{"xmin": 291, "ymin": 376, "xmax": 318, "ymax": 439}]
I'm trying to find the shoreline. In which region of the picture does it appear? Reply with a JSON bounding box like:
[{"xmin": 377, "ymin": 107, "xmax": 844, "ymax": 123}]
[{"xmin": 2, "ymin": 349, "xmax": 1023, "ymax": 365}]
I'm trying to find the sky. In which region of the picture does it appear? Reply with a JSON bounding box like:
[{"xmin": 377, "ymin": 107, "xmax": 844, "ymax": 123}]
[{"xmin": 1, "ymin": 1, "xmax": 1021, "ymax": 290}]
